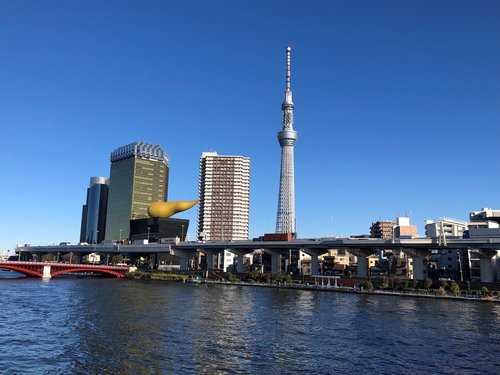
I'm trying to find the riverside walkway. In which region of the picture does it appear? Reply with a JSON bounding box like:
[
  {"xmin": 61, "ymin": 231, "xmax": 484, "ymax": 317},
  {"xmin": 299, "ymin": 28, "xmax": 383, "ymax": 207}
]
[{"xmin": 202, "ymin": 279, "xmax": 500, "ymax": 303}]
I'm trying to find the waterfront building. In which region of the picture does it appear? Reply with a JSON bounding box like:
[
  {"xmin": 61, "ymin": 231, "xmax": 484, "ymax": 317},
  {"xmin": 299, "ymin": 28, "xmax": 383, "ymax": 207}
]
[
  {"xmin": 281, "ymin": 249, "xmax": 304, "ymax": 274},
  {"xmin": 394, "ymin": 216, "xmax": 417, "ymax": 239},
  {"xmin": 370, "ymin": 220, "xmax": 396, "ymax": 239},
  {"xmin": 466, "ymin": 209, "xmax": 500, "ymax": 239},
  {"xmin": 197, "ymin": 151, "xmax": 250, "ymax": 272},
  {"xmin": 427, "ymin": 249, "xmax": 469, "ymax": 281},
  {"xmin": 300, "ymin": 258, "xmax": 312, "ymax": 275},
  {"xmin": 424, "ymin": 218, "xmax": 468, "ymax": 280},
  {"xmin": 321, "ymin": 254, "xmax": 350, "ymax": 276},
  {"xmin": 423, "ymin": 216, "xmax": 499, "ymax": 281},
  {"xmin": 129, "ymin": 217, "xmax": 189, "ymax": 243},
  {"xmin": 465, "ymin": 249, "xmax": 500, "ymax": 282},
  {"xmin": 318, "ymin": 249, "xmax": 356, "ymax": 276},
  {"xmin": 425, "ymin": 217, "xmax": 468, "ymax": 240},
  {"xmin": 276, "ymin": 46, "xmax": 298, "ymax": 235},
  {"xmin": 196, "ymin": 151, "xmax": 250, "ymax": 241},
  {"xmin": 79, "ymin": 177, "xmax": 109, "ymax": 244},
  {"xmin": 105, "ymin": 142, "xmax": 169, "ymax": 241},
  {"xmin": 371, "ymin": 249, "xmax": 413, "ymax": 279},
  {"xmin": 469, "ymin": 207, "xmax": 500, "ymax": 225}
]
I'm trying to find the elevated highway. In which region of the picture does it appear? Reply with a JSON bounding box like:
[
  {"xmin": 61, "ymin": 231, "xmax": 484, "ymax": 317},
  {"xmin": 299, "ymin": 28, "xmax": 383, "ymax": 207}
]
[{"xmin": 16, "ymin": 237, "xmax": 500, "ymax": 281}]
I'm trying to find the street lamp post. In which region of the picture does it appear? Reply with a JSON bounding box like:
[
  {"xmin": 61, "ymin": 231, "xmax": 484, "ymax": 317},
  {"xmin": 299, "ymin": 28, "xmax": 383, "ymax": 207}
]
[
  {"xmin": 57, "ymin": 252, "xmax": 60, "ymax": 263},
  {"xmin": 181, "ymin": 225, "xmax": 185, "ymax": 242},
  {"xmin": 147, "ymin": 227, "xmax": 151, "ymax": 242},
  {"xmin": 119, "ymin": 229, "xmax": 123, "ymax": 243}
]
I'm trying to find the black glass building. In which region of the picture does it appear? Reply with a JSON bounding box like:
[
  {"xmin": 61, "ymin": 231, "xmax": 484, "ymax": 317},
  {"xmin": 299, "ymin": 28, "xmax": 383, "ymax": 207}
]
[{"xmin": 80, "ymin": 177, "xmax": 109, "ymax": 244}]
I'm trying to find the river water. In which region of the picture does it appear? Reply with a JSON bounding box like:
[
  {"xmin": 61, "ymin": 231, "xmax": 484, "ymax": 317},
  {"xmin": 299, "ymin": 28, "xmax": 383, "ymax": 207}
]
[{"xmin": 0, "ymin": 274, "xmax": 499, "ymax": 374}]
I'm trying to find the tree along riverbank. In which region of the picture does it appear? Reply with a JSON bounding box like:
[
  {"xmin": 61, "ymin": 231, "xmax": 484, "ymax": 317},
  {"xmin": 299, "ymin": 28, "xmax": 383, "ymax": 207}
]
[
  {"xmin": 126, "ymin": 271, "xmax": 189, "ymax": 282},
  {"xmin": 126, "ymin": 270, "xmax": 499, "ymax": 303},
  {"xmin": 202, "ymin": 279, "xmax": 500, "ymax": 303}
]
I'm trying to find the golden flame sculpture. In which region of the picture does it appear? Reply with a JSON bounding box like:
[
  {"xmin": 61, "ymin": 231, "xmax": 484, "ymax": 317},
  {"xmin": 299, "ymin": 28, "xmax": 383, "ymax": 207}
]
[{"xmin": 147, "ymin": 199, "xmax": 199, "ymax": 218}]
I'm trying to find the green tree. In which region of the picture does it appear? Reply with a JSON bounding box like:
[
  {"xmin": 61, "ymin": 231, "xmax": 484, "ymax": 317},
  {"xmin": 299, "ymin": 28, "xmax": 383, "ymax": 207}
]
[
  {"xmin": 42, "ymin": 253, "xmax": 56, "ymax": 262},
  {"xmin": 62, "ymin": 252, "xmax": 75, "ymax": 264},
  {"xmin": 363, "ymin": 281, "xmax": 374, "ymax": 291},
  {"xmin": 111, "ymin": 255, "xmax": 124, "ymax": 265},
  {"xmin": 450, "ymin": 282, "xmax": 460, "ymax": 295},
  {"xmin": 401, "ymin": 279, "xmax": 410, "ymax": 289},
  {"xmin": 424, "ymin": 277, "xmax": 433, "ymax": 290},
  {"xmin": 440, "ymin": 280, "xmax": 449, "ymax": 290}
]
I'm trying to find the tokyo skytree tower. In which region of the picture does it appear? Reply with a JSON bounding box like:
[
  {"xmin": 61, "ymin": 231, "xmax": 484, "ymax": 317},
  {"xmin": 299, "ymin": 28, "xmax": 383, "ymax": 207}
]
[{"xmin": 276, "ymin": 46, "xmax": 298, "ymax": 234}]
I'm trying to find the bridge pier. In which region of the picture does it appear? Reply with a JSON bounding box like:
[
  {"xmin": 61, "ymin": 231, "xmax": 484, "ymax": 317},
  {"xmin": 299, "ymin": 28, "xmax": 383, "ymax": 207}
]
[
  {"xmin": 474, "ymin": 249, "xmax": 498, "ymax": 282},
  {"xmin": 203, "ymin": 249, "xmax": 222, "ymax": 270},
  {"xmin": 403, "ymin": 248, "xmax": 430, "ymax": 281},
  {"xmin": 349, "ymin": 249, "xmax": 376, "ymax": 278},
  {"xmin": 263, "ymin": 249, "xmax": 283, "ymax": 274},
  {"xmin": 42, "ymin": 265, "xmax": 51, "ymax": 279},
  {"xmin": 301, "ymin": 248, "xmax": 326, "ymax": 275},
  {"xmin": 169, "ymin": 248, "xmax": 198, "ymax": 271},
  {"xmin": 227, "ymin": 249, "xmax": 249, "ymax": 273}
]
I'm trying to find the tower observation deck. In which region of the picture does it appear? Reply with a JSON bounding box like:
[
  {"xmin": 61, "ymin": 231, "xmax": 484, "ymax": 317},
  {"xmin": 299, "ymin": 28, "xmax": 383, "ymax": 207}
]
[{"xmin": 276, "ymin": 46, "xmax": 298, "ymax": 234}]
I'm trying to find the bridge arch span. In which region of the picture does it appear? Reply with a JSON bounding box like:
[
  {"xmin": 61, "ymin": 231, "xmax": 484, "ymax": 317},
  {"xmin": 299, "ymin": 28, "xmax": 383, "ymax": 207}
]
[
  {"xmin": 0, "ymin": 265, "xmax": 42, "ymax": 278},
  {"xmin": 50, "ymin": 268, "xmax": 126, "ymax": 278}
]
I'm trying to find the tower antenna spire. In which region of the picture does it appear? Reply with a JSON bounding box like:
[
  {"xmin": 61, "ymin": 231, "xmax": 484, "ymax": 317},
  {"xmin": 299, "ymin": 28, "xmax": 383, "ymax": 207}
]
[
  {"xmin": 283, "ymin": 46, "xmax": 293, "ymax": 107},
  {"xmin": 286, "ymin": 45, "xmax": 291, "ymax": 91}
]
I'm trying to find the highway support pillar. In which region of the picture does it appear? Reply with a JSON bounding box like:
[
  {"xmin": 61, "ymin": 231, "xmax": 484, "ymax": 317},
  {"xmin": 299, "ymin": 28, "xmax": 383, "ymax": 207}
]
[
  {"xmin": 228, "ymin": 249, "xmax": 248, "ymax": 273},
  {"xmin": 349, "ymin": 249, "xmax": 376, "ymax": 278},
  {"xmin": 203, "ymin": 249, "xmax": 222, "ymax": 270},
  {"xmin": 302, "ymin": 248, "xmax": 327, "ymax": 275},
  {"xmin": 169, "ymin": 249, "xmax": 198, "ymax": 271},
  {"xmin": 403, "ymin": 248, "xmax": 430, "ymax": 281},
  {"xmin": 263, "ymin": 249, "xmax": 282, "ymax": 274},
  {"xmin": 475, "ymin": 249, "xmax": 497, "ymax": 282}
]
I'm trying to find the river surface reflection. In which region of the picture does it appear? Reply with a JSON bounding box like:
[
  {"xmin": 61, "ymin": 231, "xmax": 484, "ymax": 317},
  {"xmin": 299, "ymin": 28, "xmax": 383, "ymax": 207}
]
[{"xmin": 0, "ymin": 277, "xmax": 499, "ymax": 374}]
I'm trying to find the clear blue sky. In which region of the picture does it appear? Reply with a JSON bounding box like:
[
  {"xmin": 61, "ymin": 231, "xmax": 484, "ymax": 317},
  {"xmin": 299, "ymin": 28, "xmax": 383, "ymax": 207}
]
[{"xmin": 1, "ymin": 1, "xmax": 499, "ymax": 251}]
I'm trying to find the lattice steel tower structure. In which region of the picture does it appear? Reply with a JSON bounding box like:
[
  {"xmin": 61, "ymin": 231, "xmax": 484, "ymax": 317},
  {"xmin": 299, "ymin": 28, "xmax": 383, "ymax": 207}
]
[{"xmin": 276, "ymin": 46, "xmax": 298, "ymax": 234}]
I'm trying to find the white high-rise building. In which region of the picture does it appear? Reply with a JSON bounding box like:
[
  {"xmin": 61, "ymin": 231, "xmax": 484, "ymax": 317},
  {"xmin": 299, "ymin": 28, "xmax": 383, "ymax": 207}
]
[
  {"xmin": 425, "ymin": 217, "xmax": 468, "ymax": 239},
  {"xmin": 197, "ymin": 152, "xmax": 250, "ymax": 242}
]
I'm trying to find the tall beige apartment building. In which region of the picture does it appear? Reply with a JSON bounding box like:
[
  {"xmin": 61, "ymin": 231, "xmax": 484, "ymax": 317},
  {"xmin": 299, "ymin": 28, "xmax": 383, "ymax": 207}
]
[
  {"xmin": 197, "ymin": 152, "xmax": 250, "ymax": 241},
  {"xmin": 370, "ymin": 220, "xmax": 396, "ymax": 239}
]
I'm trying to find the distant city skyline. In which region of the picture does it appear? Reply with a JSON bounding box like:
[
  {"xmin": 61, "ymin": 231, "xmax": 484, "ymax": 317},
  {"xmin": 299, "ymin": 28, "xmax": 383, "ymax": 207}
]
[{"xmin": 1, "ymin": 1, "xmax": 499, "ymax": 251}]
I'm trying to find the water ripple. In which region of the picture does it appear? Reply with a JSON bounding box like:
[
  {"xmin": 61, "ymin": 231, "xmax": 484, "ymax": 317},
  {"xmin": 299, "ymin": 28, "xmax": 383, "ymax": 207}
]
[{"xmin": 1, "ymin": 279, "xmax": 499, "ymax": 374}]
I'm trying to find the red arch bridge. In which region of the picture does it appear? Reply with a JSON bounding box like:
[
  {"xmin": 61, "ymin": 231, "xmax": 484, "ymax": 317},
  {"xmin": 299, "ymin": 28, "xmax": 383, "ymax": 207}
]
[{"xmin": 0, "ymin": 261, "xmax": 131, "ymax": 279}]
